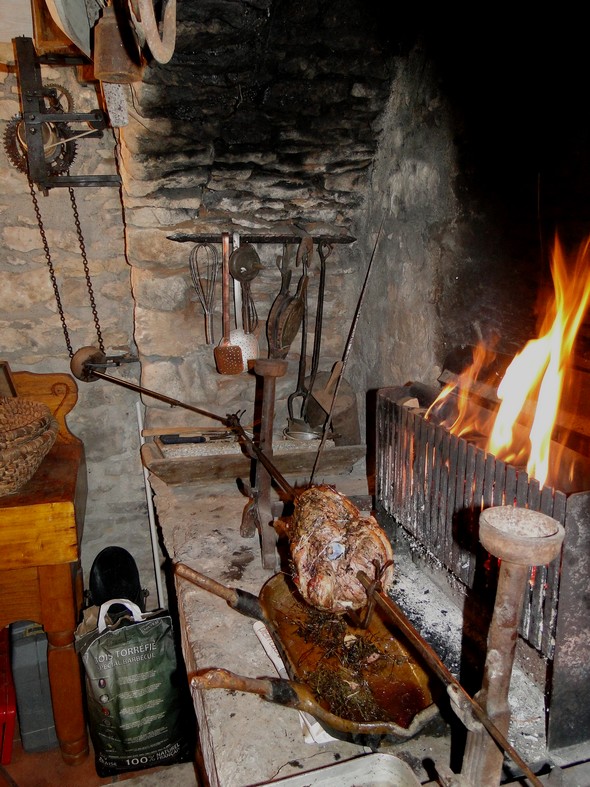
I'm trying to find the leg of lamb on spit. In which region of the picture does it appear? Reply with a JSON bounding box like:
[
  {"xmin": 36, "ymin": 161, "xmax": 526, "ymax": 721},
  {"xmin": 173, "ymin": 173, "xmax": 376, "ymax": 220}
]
[{"xmin": 288, "ymin": 485, "xmax": 394, "ymax": 614}]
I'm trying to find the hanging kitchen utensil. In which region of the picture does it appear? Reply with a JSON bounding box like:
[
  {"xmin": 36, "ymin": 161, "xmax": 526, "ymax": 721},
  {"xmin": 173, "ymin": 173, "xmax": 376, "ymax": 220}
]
[
  {"xmin": 286, "ymin": 238, "xmax": 314, "ymax": 434},
  {"xmin": 230, "ymin": 278, "xmax": 258, "ymax": 369},
  {"xmin": 301, "ymin": 240, "xmax": 330, "ymax": 421},
  {"xmin": 241, "ymin": 279, "xmax": 258, "ymax": 334},
  {"xmin": 266, "ymin": 246, "xmax": 293, "ymax": 359},
  {"xmin": 214, "ymin": 233, "xmax": 244, "ymax": 375},
  {"xmin": 189, "ymin": 242, "xmax": 219, "ymax": 346},
  {"xmin": 274, "ymin": 273, "xmax": 307, "ymax": 359},
  {"xmin": 229, "ymin": 241, "xmax": 262, "ymax": 336},
  {"xmin": 228, "ymin": 233, "xmax": 259, "ymax": 369},
  {"xmin": 275, "ymin": 236, "xmax": 313, "ymax": 360},
  {"xmin": 175, "ymin": 563, "xmax": 438, "ymax": 744},
  {"xmin": 228, "ymin": 243, "xmax": 263, "ymax": 283}
]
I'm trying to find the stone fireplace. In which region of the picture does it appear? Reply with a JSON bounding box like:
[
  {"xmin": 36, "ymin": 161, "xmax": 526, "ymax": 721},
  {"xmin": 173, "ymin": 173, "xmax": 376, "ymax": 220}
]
[
  {"xmin": 1, "ymin": 5, "xmax": 590, "ymax": 785},
  {"xmin": 1, "ymin": 3, "xmax": 590, "ymax": 739}
]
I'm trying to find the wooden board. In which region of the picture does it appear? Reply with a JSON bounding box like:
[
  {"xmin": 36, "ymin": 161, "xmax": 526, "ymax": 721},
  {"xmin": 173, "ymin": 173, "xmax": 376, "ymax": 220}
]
[{"xmin": 141, "ymin": 441, "xmax": 365, "ymax": 486}]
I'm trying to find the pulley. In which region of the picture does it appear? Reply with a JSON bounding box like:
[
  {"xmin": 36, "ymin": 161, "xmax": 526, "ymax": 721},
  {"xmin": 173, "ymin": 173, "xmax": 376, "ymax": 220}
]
[
  {"xmin": 70, "ymin": 347, "xmax": 139, "ymax": 381},
  {"xmin": 5, "ymin": 47, "xmax": 135, "ymax": 366}
]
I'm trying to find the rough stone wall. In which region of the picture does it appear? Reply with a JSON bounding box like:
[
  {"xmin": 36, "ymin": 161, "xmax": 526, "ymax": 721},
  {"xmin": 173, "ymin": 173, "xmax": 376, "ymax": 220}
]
[
  {"xmin": 115, "ymin": 0, "xmax": 401, "ymax": 438},
  {"xmin": 0, "ymin": 63, "xmax": 158, "ymax": 598},
  {"xmin": 0, "ymin": 6, "xmax": 514, "ymax": 604},
  {"xmin": 351, "ymin": 50, "xmax": 458, "ymax": 400}
]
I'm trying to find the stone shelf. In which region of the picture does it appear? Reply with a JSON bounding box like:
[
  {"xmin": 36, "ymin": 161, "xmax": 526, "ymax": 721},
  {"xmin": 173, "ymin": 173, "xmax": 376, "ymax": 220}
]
[{"xmin": 141, "ymin": 439, "xmax": 365, "ymax": 486}]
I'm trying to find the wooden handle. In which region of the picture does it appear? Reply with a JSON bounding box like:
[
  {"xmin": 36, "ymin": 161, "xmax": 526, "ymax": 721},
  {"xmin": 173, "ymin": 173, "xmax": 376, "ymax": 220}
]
[
  {"xmin": 324, "ymin": 360, "xmax": 343, "ymax": 394},
  {"xmin": 221, "ymin": 232, "xmax": 231, "ymax": 339},
  {"xmin": 175, "ymin": 562, "xmax": 238, "ymax": 605},
  {"xmin": 191, "ymin": 668, "xmax": 275, "ymax": 697}
]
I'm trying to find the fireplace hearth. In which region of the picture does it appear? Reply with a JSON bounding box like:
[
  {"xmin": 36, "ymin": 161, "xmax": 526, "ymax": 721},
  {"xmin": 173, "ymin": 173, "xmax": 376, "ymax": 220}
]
[{"xmin": 375, "ymin": 384, "xmax": 590, "ymax": 753}]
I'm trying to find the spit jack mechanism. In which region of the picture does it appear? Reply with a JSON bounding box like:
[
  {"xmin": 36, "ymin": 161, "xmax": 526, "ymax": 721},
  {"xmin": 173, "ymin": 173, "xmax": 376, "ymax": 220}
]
[{"xmin": 70, "ymin": 346, "xmax": 297, "ymax": 503}]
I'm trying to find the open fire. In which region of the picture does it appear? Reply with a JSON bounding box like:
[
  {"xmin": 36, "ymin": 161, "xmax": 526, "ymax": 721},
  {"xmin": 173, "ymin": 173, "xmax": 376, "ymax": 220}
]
[
  {"xmin": 375, "ymin": 235, "xmax": 590, "ymax": 752},
  {"xmin": 426, "ymin": 234, "xmax": 590, "ymax": 491}
]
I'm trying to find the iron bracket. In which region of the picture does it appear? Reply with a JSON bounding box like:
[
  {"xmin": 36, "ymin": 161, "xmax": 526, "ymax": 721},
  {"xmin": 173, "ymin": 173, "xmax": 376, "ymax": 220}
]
[{"xmin": 12, "ymin": 36, "xmax": 121, "ymax": 193}]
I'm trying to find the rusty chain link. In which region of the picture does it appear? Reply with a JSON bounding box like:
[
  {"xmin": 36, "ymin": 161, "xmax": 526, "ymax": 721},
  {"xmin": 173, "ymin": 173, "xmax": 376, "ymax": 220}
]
[
  {"xmin": 28, "ymin": 176, "xmax": 105, "ymax": 357},
  {"xmin": 67, "ymin": 186, "xmax": 105, "ymax": 354}
]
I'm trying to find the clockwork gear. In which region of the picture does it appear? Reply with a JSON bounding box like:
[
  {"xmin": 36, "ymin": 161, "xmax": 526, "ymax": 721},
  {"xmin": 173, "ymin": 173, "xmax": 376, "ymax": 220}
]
[
  {"xmin": 3, "ymin": 82, "xmax": 78, "ymax": 177},
  {"xmin": 3, "ymin": 114, "xmax": 77, "ymax": 176}
]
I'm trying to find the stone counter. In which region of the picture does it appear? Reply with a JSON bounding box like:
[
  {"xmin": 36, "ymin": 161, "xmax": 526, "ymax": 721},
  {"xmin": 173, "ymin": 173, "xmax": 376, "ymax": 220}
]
[
  {"xmin": 148, "ymin": 469, "xmax": 456, "ymax": 786},
  {"xmin": 150, "ymin": 476, "xmax": 379, "ymax": 786},
  {"xmin": 149, "ymin": 465, "xmax": 590, "ymax": 787}
]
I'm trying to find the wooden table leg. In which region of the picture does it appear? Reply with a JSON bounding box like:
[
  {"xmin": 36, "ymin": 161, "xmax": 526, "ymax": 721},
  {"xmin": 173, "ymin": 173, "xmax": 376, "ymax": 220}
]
[{"xmin": 39, "ymin": 564, "xmax": 89, "ymax": 765}]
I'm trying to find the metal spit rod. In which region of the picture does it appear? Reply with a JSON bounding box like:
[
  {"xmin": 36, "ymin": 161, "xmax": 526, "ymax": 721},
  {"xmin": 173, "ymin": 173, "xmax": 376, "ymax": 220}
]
[
  {"xmin": 356, "ymin": 571, "xmax": 544, "ymax": 787},
  {"xmin": 70, "ymin": 347, "xmax": 297, "ymax": 500}
]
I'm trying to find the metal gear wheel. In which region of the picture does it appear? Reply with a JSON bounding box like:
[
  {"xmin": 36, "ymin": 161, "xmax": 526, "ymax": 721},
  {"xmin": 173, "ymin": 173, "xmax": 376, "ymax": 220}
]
[
  {"xmin": 3, "ymin": 114, "xmax": 77, "ymax": 176},
  {"xmin": 43, "ymin": 83, "xmax": 75, "ymax": 113}
]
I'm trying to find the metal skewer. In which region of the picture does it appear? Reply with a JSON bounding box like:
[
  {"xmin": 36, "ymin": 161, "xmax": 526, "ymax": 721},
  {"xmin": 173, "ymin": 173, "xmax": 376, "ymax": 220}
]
[
  {"xmin": 356, "ymin": 571, "xmax": 544, "ymax": 787},
  {"xmin": 69, "ymin": 346, "xmax": 297, "ymax": 500}
]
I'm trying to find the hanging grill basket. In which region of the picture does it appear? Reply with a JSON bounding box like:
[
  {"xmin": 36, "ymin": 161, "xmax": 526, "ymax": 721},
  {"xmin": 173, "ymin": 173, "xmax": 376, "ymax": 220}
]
[{"xmin": 0, "ymin": 397, "xmax": 59, "ymax": 497}]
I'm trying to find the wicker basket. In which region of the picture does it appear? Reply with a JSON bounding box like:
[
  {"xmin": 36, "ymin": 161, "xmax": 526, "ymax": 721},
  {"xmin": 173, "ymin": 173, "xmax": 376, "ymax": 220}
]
[{"xmin": 0, "ymin": 397, "xmax": 59, "ymax": 497}]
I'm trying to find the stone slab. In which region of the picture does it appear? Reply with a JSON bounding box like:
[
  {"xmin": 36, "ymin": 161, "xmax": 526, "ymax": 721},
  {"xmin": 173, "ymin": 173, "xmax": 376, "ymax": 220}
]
[
  {"xmin": 149, "ymin": 467, "xmax": 454, "ymax": 787},
  {"xmin": 142, "ymin": 442, "xmax": 365, "ymax": 486}
]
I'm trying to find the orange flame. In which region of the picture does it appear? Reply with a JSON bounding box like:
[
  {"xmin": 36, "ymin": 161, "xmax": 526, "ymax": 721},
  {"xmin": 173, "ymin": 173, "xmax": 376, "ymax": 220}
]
[{"xmin": 427, "ymin": 234, "xmax": 590, "ymax": 488}]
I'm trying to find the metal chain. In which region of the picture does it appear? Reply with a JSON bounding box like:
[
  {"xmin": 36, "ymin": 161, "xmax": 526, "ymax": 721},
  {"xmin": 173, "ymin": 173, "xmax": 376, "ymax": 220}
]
[
  {"xmin": 67, "ymin": 186, "xmax": 105, "ymax": 354},
  {"xmin": 27, "ymin": 176, "xmax": 106, "ymax": 357},
  {"xmin": 28, "ymin": 176, "xmax": 74, "ymax": 357}
]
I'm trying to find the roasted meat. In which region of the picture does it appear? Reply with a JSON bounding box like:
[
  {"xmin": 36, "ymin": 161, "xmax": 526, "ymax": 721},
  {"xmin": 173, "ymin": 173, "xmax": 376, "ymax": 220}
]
[{"xmin": 289, "ymin": 485, "xmax": 394, "ymax": 613}]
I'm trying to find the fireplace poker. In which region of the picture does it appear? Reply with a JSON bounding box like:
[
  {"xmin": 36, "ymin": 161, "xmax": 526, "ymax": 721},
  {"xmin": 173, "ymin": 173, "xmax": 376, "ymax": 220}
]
[
  {"xmin": 356, "ymin": 570, "xmax": 544, "ymax": 787},
  {"xmin": 310, "ymin": 216, "xmax": 384, "ymax": 482}
]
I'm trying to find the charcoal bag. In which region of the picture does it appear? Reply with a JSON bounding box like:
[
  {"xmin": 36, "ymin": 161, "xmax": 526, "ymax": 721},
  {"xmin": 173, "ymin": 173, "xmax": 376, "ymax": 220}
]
[{"xmin": 77, "ymin": 599, "xmax": 191, "ymax": 777}]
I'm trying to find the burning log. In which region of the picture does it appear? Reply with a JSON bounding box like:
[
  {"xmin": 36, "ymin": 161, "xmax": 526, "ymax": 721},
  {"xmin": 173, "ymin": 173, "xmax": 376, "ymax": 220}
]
[{"xmin": 288, "ymin": 485, "xmax": 394, "ymax": 614}]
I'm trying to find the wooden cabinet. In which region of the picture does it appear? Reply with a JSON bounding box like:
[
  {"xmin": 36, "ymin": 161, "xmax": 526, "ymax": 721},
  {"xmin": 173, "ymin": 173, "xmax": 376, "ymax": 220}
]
[{"xmin": 0, "ymin": 371, "xmax": 89, "ymax": 765}]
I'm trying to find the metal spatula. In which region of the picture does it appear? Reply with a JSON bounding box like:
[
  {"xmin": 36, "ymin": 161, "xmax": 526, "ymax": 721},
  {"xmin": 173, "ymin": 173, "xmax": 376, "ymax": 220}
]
[{"xmin": 214, "ymin": 233, "xmax": 244, "ymax": 375}]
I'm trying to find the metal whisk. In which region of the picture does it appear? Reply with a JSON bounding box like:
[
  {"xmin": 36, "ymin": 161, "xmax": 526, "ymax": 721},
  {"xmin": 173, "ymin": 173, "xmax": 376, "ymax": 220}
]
[{"xmin": 189, "ymin": 243, "xmax": 220, "ymax": 345}]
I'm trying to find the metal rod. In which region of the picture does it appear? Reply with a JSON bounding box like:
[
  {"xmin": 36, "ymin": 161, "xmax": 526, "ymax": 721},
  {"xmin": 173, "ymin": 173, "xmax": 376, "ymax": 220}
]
[
  {"xmin": 136, "ymin": 401, "xmax": 165, "ymax": 608},
  {"xmin": 168, "ymin": 232, "xmax": 356, "ymax": 245},
  {"xmin": 82, "ymin": 366, "xmax": 298, "ymax": 499},
  {"xmin": 356, "ymin": 571, "xmax": 544, "ymax": 787},
  {"xmin": 310, "ymin": 217, "xmax": 385, "ymax": 483},
  {"xmin": 85, "ymin": 367, "xmax": 227, "ymax": 422}
]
